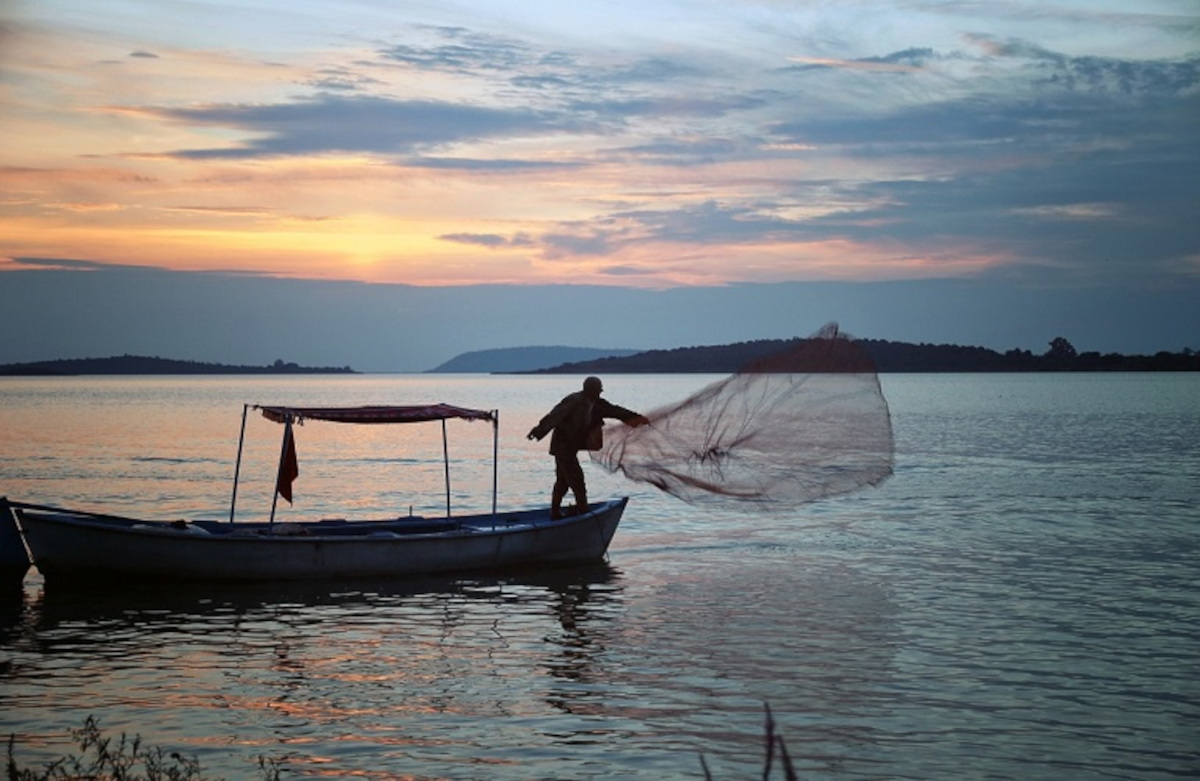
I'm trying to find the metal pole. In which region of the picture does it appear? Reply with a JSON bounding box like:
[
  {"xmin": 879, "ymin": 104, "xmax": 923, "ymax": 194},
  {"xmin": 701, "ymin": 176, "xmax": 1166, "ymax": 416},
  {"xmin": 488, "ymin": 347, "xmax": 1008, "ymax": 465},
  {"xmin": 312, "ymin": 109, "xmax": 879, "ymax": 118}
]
[
  {"xmin": 442, "ymin": 419, "xmax": 451, "ymax": 518},
  {"xmin": 228, "ymin": 404, "xmax": 250, "ymax": 524},
  {"xmin": 491, "ymin": 410, "xmax": 499, "ymax": 516}
]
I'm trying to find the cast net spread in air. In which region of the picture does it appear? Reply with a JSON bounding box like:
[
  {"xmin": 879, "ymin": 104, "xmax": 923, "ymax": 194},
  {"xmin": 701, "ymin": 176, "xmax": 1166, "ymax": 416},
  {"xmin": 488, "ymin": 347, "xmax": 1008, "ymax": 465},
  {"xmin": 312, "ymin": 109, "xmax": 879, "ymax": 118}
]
[{"xmin": 592, "ymin": 323, "xmax": 894, "ymax": 511}]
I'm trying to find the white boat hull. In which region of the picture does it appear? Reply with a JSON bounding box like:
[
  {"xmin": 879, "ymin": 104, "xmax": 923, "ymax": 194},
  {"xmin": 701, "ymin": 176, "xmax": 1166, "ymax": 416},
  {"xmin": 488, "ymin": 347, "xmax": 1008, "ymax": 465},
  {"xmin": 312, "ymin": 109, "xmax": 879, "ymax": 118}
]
[{"xmin": 14, "ymin": 498, "xmax": 627, "ymax": 584}]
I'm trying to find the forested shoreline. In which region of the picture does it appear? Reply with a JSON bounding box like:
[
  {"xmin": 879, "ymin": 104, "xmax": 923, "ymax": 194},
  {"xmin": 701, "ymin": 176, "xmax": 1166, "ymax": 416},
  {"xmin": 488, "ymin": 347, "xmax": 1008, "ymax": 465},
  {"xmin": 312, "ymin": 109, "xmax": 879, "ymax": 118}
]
[
  {"xmin": 0, "ymin": 355, "xmax": 356, "ymax": 376},
  {"xmin": 527, "ymin": 336, "xmax": 1200, "ymax": 374}
]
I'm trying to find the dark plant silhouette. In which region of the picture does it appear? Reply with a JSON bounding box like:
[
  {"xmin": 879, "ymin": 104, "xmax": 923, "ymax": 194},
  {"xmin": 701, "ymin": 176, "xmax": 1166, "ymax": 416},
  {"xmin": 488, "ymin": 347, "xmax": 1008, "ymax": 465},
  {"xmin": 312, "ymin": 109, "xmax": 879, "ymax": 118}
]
[
  {"xmin": 5, "ymin": 717, "xmax": 282, "ymax": 781},
  {"xmin": 700, "ymin": 703, "xmax": 798, "ymax": 780}
]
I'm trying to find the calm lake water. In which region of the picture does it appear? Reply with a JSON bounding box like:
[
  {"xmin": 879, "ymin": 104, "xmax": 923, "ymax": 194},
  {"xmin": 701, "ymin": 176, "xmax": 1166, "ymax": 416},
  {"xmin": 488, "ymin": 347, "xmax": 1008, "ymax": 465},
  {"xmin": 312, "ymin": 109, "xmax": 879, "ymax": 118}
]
[{"xmin": 1, "ymin": 373, "xmax": 1198, "ymax": 779}]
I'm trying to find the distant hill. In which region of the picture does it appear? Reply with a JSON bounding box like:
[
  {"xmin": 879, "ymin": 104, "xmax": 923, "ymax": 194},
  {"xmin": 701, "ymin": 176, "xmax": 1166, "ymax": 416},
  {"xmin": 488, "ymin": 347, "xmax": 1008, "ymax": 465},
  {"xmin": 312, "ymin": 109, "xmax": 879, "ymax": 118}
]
[
  {"xmin": 520, "ymin": 337, "xmax": 1200, "ymax": 373},
  {"xmin": 0, "ymin": 355, "xmax": 357, "ymax": 376},
  {"xmin": 427, "ymin": 346, "xmax": 641, "ymax": 373}
]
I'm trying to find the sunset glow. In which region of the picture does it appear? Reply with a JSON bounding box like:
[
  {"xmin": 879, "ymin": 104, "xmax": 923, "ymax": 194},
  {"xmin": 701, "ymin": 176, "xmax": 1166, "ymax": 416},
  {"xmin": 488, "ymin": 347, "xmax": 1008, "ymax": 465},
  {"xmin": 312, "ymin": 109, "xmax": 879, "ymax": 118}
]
[{"xmin": 4, "ymin": 0, "xmax": 1194, "ymax": 289}]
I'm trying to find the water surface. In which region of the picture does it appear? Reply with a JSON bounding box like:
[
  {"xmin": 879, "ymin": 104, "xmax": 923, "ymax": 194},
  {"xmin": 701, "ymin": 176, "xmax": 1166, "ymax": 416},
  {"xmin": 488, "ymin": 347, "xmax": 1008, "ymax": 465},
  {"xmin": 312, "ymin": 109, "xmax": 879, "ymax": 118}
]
[{"xmin": 2, "ymin": 373, "xmax": 1197, "ymax": 778}]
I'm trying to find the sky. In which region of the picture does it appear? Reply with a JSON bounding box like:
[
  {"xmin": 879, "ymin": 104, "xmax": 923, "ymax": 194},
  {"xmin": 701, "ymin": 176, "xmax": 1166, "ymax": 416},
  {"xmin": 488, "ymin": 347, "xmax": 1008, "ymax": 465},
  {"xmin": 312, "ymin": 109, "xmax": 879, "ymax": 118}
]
[{"xmin": 1, "ymin": 0, "xmax": 1197, "ymax": 370}]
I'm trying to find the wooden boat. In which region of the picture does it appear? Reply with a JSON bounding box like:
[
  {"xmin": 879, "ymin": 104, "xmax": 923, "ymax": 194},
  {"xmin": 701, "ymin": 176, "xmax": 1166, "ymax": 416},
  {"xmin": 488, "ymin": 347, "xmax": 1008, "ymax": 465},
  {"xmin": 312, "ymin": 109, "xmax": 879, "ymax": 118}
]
[
  {"xmin": 10, "ymin": 403, "xmax": 628, "ymax": 584},
  {"xmin": 0, "ymin": 497, "xmax": 32, "ymax": 585}
]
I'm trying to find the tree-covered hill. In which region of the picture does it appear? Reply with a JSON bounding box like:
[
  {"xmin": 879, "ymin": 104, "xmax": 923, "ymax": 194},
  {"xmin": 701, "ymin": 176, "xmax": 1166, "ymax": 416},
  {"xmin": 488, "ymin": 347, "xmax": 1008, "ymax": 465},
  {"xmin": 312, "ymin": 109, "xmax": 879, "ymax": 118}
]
[
  {"xmin": 522, "ymin": 337, "xmax": 1200, "ymax": 374},
  {"xmin": 0, "ymin": 355, "xmax": 356, "ymax": 376}
]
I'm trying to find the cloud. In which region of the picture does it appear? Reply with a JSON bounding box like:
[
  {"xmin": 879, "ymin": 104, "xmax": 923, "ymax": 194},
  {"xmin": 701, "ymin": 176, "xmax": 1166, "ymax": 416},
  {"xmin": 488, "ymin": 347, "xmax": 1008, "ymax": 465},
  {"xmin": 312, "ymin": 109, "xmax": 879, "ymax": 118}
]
[
  {"xmin": 541, "ymin": 231, "xmax": 617, "ymax": 259},
  {"xmin": 785, "ymin": 48, "xmax": 943, "ymax": 74},
  {"xmin": 3, "ymin": 257, "xmax": 117, "ymax": 271},
  {"xmin": 379, "ymin": 25, "xmax": 547, "ymax": 74},
  {"xmin": 748, "ymin": 34, "xmax": 1200, "ymax": 279},
  {"xmin": 863, "ymin": 48, "xmax": 940, "ymax": 68},
  {"xmin": 408, "ymin": 157, "xmax": 576, "ymax": 171},
  {"xmin": 598, "ymin": 264, "xmax": 652, "ymax": 277},
  {"xmin": 603, "ymin": 200, "xmax": 789, "ymax": 246},
  {"xmin": 611, "ymin": 137, "xmax": 742, "ymax": 166},
  {"xmin": 440, "ymin": 232, "xmax": 535, "ymax": 248},
  {"xmin": 307, "ymin": 67, "xmax": 385, "ymax": 93},
  {"xmin": 564, "ymin": 92, "xmax": 766, "ymax": 122},
  {"xmin": 770, "ymin": 42, "xmax": 1200, "ymax": 149},
  {"xmin": 375, "ymin": 24, "xmax": 731, "ymax": 115},
  {"xmin": 965, "ymin": 34, "xmax": 1200, "ymax": 95},
  {"xmin": 378, "ymin": 26, "xmax": 706, "ymax": 88},
  {"xmin": 148, "ymin": 95, "xmax": 587, "ymax": 159},
  {"xmin": 132, "ymin": 28, "xmax": 758, "ymax": 161}
]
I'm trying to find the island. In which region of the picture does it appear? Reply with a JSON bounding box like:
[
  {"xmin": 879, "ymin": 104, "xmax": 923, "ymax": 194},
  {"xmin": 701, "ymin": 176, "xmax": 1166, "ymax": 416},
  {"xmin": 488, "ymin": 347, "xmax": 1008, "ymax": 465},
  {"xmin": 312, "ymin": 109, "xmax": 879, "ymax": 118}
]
[
  {"xmin": 517, "ymin": 336, "xmax": 1200, "ymax": 374},
  {"xmin": 0, "ymin": 355, "xmax": 357, "ymax": 376}
]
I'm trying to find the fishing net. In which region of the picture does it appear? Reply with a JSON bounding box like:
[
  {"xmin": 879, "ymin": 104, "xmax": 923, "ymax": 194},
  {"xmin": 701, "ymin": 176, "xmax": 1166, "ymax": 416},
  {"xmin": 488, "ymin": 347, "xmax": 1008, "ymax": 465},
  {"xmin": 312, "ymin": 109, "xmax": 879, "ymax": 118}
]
[{"xmin": 593, "ymin": 324, "xmax": 893, "ymax": 511}]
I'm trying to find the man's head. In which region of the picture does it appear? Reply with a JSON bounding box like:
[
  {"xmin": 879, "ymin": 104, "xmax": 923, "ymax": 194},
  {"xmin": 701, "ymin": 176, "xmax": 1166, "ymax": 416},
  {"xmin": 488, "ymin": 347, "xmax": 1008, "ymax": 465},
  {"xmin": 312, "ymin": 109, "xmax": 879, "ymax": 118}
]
[{"xmin": 583, "ymin": 376, "xmax": 603, "ymax": 398}]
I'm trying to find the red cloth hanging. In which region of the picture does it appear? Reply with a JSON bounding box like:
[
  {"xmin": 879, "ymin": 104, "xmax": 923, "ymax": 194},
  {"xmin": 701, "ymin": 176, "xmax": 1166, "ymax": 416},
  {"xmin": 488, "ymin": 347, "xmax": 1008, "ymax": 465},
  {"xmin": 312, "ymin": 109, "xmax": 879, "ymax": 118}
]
[{"xmin": 276, "ymin": 423, "xmax": 299, "ymax": 504}]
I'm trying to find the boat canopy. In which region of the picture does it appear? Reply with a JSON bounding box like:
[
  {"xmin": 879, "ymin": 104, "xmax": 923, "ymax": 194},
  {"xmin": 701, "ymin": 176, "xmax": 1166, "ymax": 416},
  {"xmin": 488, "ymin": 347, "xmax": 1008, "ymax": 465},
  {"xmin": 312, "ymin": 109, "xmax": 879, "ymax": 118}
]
[
  {"xmin": 256, "ymin": 404, "xmax": 496, "ymax": 425},
  {"xmin": 234, "ymin": 403, "xmax": 501, "ymax": 524}
]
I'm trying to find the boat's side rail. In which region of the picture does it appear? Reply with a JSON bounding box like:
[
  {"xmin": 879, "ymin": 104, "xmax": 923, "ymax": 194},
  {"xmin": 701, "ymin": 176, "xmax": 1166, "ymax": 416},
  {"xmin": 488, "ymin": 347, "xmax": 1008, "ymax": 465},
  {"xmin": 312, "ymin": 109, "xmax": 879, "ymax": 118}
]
[
  {"xmin": 192, "ymin": 519, "xmax": 464, "ymax": 537},
  {"xmin": 13, "ymin": 508, "xmax": 468, "ymax": 538},
  {"xmin": 11, "ymin": 502, "xmax": 576, "ymax": 540},
  {"xmin": 6, "ymin": 499, "xmax": 154, "ymax": 524}
]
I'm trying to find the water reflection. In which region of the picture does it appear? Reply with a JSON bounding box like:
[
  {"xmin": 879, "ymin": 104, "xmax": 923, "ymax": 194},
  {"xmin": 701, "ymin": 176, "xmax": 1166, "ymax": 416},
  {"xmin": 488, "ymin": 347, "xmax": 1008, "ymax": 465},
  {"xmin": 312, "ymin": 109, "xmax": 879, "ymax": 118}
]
[
  {"xmin": 3, "ymin": 564, "xmax": 629, "ymax": 774},
  {"xmin": 3, "ymin": 548, "xmax": 911, "ymax": 777},
  {"xmin": 541, "ymin": 568, "xmax": 621, "ymax": 715},
  {"xmin": 18, "ymin": 564, "xmax": 618, "ymax": 630}
]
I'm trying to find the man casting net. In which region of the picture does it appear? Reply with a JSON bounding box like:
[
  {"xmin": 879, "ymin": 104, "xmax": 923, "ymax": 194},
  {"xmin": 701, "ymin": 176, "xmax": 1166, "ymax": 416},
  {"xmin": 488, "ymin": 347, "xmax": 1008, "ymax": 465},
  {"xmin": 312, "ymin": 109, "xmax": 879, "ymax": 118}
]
[{"xmin": 592, "ymin": 324, "xmax": 893, "ymax": 511}]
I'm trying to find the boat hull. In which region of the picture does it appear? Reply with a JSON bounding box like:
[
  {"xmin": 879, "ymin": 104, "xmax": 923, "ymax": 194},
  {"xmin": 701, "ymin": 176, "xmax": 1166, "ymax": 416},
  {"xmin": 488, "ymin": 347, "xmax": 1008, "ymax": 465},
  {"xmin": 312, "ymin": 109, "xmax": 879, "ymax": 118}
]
[
  {"xmin": 1, "ymin": 497, "xmax": 32, "ymax": 584},
  {"xmin": 14, "ymin": 498, "xmax": 627, "ymax": 584}
]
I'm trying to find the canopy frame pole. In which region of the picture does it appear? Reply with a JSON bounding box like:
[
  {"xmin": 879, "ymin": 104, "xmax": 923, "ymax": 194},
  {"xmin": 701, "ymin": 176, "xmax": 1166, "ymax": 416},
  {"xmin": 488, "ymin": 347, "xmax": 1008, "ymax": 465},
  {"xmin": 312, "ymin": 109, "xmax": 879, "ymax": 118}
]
[
  {"xmin": 442, "ymin": 419, "xmax": 451, "ymax": 518},
  {"xmin": 228, "ymin": 404, "xmax": 250, "ymax": 524},
  {"xmin": 269, "ymin": 415, "xmax": 293, "ymax": 531},
  {"xmin": 491, "ymin": 410, "xmax": 499, "ymax": 516}
]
